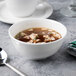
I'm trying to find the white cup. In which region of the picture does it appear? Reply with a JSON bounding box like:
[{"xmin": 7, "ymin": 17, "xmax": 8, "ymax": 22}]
[{"xmin": 5, "ymin": 0, "xmax": 48, "ymax": 17}]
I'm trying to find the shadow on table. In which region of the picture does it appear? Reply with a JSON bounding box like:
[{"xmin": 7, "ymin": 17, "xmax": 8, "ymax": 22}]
[
  {"xmin": 48, "ymin": 10, "xmax": 65, "ymax": 21},
  {"xmin": 32, "ymin": 49, "xmax": 76, "ymax": 65}
]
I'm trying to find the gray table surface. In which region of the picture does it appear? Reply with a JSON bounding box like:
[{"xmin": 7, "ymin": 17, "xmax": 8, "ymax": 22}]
[{"xmin": 0, "ymin": 0, "xmax": 76, "ymax": 76}]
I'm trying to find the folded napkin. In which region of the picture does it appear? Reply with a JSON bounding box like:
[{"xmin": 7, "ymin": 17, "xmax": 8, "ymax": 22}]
[{"xmin": 67, "ymin": 41, "xmax": 76, "ymax": 56}]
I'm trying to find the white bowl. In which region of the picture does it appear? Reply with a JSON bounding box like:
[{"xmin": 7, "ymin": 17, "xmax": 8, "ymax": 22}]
[{"xmin": 8, "ymin": 18, "xmax": 67, "ymax": 60}]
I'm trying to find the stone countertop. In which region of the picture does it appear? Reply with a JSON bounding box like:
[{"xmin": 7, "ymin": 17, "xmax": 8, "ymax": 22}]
[{"xmin": 0, "ymin": 0, "xmax": 76, "ymax": 76}]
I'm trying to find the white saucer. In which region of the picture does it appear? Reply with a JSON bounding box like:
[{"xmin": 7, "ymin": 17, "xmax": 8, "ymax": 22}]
[{"xmin": 0, "ymin": 2, "xmax": 53, "ymax": 24}]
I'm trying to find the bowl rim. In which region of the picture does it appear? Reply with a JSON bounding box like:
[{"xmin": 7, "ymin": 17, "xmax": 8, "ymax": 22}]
[{"xmin": 8, "ymin": 18, "xmax": 67, "ymax": 45}]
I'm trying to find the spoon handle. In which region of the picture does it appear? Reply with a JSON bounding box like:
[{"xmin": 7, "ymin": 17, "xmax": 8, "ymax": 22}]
[{"xmin": 5, "ymin": 63, "xmax": 27, "ymax": 76}]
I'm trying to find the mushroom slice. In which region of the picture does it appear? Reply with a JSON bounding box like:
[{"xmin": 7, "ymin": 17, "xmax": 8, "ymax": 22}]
[{"xmin": 29, "ymin": 33, "xmax": 38, "ymax": 40}]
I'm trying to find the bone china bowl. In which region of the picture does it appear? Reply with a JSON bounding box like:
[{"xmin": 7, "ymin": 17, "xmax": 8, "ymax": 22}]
[{"xmin": 9, "ymin": 19, "xmax": 67, "ymax": 60}]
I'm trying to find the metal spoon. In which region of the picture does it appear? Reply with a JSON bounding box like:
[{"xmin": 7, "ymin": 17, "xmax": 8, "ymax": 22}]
[{"xmin": 0, "ymin": 48, "xmax": 26, "ymax": 76}]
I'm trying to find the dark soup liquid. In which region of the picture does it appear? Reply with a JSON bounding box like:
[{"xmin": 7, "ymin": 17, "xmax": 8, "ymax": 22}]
[{"xmin": 15, "ymin": 27, "xmax": 62, "ymax": 43}]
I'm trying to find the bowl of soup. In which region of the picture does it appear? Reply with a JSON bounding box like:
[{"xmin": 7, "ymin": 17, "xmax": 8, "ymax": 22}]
[{"xmin": 9, "ymin": 18, "xmax": 67, "ymax": 60}]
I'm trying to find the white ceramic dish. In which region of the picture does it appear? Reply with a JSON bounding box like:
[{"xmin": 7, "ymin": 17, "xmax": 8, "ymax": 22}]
[
  {"xmin": 0, "ymin": 2, "xmax": 53, "ymax": 24},
  {"xmin": 9, "ymin": 19, "xmax": 67, "ymax": 60}
]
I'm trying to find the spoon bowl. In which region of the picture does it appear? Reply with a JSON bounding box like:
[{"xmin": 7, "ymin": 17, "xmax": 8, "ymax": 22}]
[{"xmin": 0, "ymin": 48, "xmax": 7, "ymax": 65}]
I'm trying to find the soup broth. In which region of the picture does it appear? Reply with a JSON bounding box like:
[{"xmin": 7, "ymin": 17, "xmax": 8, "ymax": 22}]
[{"xmin": 15, "ymin": 27, "xmax": 62, "ymax": 43}]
